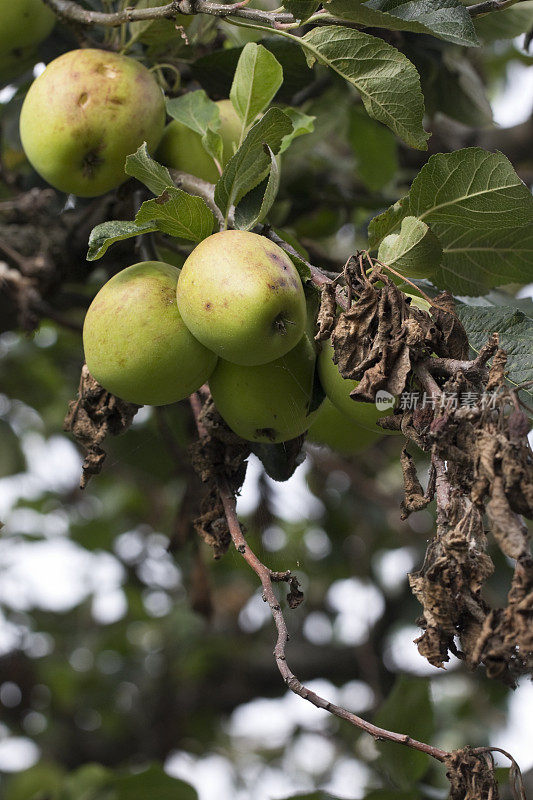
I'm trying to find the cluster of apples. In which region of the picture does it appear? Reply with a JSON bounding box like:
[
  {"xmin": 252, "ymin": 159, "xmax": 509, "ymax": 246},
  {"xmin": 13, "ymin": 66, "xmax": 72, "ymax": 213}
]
[
  {"xmin": 84, "ymin": 230, "xmax": 314, "ymax": 443},
  {"xmin": 12, "ymin": 19, "xmax": 393, "ymax": 451},
  {"xmin": 83, "ymin": 229, "xmax": 392, "ymax": 446}
]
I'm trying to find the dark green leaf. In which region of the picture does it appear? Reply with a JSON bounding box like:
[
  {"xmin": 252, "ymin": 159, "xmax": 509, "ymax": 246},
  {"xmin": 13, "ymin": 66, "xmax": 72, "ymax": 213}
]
[
  {"xmin": 302, "ymin": 26, "xmax": 428, "ymax": 150},
  {"xmin": 283, "ymin": 0, "xmax": 321, "ymax": 20},
  {"xmin": 135, "ymin": 187, "xmax": 214, "ymax": 242},
  {"xmin": 124, "ymin": 143, "xmax": 174, "ymax": 196},
  {"xmin": 374, "ymin": 676, "xmax": 434, "ymax": 789},
  {"xmin": 348, "ymin": 107, "xmax": 398, "ymax": 191},
  {"xmin": 86, "ymin": 220, "xmax": 157, "ymax": 261},
  {"xmin": 250, "ymin": 438, "xmax": 306, "ymax": 482},
  {"xmin": 456, "ymin": 305, "xmax": 533, "ymax": 397},
  {"xmin": 475, "ymin": 0, "xmax": 533, "ymax": 40},
  {"xmin": 368, "ymin": 148, "xmax": 533, "ymax": 295},
  {"xmin": 214, "ymin": 107, "xmax": 293, "ymax": 218},
  {"xmin": 326, "ymin": 0, "xmax": 479, "ymax": 46},
  {"xmin": 192, "ymin": 39, "xmax": 310, "ymax": 103},
  {"xmin": 112, "ymin": 764, "xmax": 197, "ymax": 800}
]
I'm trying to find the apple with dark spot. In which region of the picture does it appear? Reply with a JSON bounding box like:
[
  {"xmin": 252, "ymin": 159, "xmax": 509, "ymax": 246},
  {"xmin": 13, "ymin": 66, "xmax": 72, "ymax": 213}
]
[
  {"xmin": 19, "ymin": 49, "xmax": 166, "ymax": 197},
  {"xmin": 177, "ymin": 230, "xmax": 306, "ymax": 366},
  {"xmin": 209, "ymin": 335, "xmax": 321, "ymax": 443}
]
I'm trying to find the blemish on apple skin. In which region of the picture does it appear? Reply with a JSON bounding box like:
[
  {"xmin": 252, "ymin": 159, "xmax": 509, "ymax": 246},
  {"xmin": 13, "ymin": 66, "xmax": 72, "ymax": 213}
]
[
  {"xmin": 255, "ymin": 427, "xmax": 277, "ymax": 441},
  {"xmin": 265, "ymin": 249, "xmax": 289, "ymax": 271},
  {"xmin": 77, "ymin": 92, "xmax": 89, "ymax": 107},
  {"xmin": 204, "ymin": 302, "xmax": 213, "ymax": 311}
]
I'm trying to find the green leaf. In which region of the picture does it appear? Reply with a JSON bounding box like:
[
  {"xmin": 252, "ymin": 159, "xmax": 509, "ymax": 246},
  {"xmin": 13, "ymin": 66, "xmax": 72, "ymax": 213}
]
[
  {"xmin": 230, "ymin": 43, "xmax": 284, "ymax": 131},
  {"xmin": 283, "ymin": 0, "xmax": 321, "ymax": 20},
  {"xmin": 87, "ymin": 220, "xmax": 158, "ymax": 261},
  {"xmin": 214, "ymin": 107, "xmax": 293, "ymax": 218},
  {"xmin": 348, "ymin": 107, "xmax": 398, "ymax": 191},
  {"xmin": 192, "ymin": 38, "xmax": 310, "ymax": 104},
  {"xmin": 279, "ymin": 107, "xmax": 316, "ymax": 154},
  {"xmin": 474, "ymin": 0, "xmax": 533, "ymax": 41},
  {"xmin": 374, "ymin": 676, "xmax": 434, "ymax": 790},
  {"xmin": 135, "ymin": 187, "xmax": 214, "ymax": 242},
  {"xmin": 302, "ymin": 26, "xmax": 428, "ymax": 150},
  {"xmin": 368, "ymin": 196, "xmax": 410, "ymax": 249},
  {"xmin": 125, "ymin": 143, "xmax": 174, "ymax": 196},
  {"xmin": 166, "ymin": 90, "xmax": 223, "ymax": 166},
  {"xmin": 234, "ymin": 145, "xmax": 281, "ymax": 230},
  {"xmin": 456, "ymin": 305, "xmax": 533, "ymax": 396},
  {"xmin": 325, "ymin": 0, "xmax": 479, "ymax": 46},
  {"xmin": 429, "ymin": 52, "xmax": 492, "ymax": 127},
  {"xmin": 378, "ymin": 216, "xmax": 442, "ymax": 279},
  {"xmin": 112, "ymin": 764, "xmax": 197, "ymax": 800},
  {"xmin": 369, "ymin": 148, "xmax": 533, "ymax": 295}
]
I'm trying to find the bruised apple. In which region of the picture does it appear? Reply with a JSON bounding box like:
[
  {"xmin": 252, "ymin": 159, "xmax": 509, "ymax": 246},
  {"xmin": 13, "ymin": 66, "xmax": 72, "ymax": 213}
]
[
  {"xmin": 209, "ymin": 335, "xmax": 321, "ymax": 443},
  {"xmin": 307, "ymin": 399, "xmax": 383, "ymax": 454},
  {"xmin": 157, "ymin": 99, "xmax": 242, "ymax": 183},
  {"xmin": 177, "ymin": 230, "xmax": 306, "ymax": 366},
  {"xmin": 83, "ymin": 262, "xmax": 217, "ymax": 406},
  {"xmin": 19, "ymin": 49, "xmax": 165, "ymax": 197},
  {"xmin": 318, "ymin": 339, "xmax": 395, "ymax": 433}
]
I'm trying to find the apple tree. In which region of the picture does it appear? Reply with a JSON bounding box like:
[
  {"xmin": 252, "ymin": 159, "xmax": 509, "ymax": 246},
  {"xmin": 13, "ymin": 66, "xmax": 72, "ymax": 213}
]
[{"xmin": 0, "ymin": 0, "xmax": 532, "ymax": 798}]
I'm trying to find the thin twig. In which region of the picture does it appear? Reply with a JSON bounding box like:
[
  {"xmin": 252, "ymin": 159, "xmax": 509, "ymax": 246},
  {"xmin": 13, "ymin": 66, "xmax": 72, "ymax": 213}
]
[{"xmin": 215, "ymin": 473, "xmax": 449, "ymax": 762}]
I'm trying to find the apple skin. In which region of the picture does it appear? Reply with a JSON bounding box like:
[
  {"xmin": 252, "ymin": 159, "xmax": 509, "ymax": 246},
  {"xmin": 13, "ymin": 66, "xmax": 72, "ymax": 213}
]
[
  {"xmin": 209, "ymin": 334, "xmax": 321, "ymax": 443},
  {"xmin": 318, "ymin": 339, "xmax": 396, "ymax": 433},
  {"xmin": 157, "ymin": 99, "xmax": 242, "ymax": 183},
  {"xmin": 177, "ymin": 230, "xmax": 306, "ymax": 366},
  {"xmin": 307, "ymin": 399, "xmax": 383, "ymax": 454},
  {"xmin": 19, "ymin": 49, "xmax": 166, "ymax": 197},
  {"xmin": 83, "ymin": 261, "xmax": 218, "ymax": 406},
  {"xmin": 0, "ymin": 1, "xmax": 55, "ymax": 66}
]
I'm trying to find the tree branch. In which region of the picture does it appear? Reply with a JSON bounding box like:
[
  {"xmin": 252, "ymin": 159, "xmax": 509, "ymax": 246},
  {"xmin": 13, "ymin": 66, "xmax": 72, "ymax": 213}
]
[
  {"xmin": 42, "ymin": 0, "xmax": 293, "ymax": 29},
  {"xmin": 467, "ymin": 0, "xmax": 526, "ymax": 17}
]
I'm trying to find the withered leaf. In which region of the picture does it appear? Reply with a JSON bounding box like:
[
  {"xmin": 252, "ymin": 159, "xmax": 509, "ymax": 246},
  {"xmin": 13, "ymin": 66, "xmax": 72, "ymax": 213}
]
[{"xmin": 63, "ymin": 365, "xmax": 139, "ymax": 488}]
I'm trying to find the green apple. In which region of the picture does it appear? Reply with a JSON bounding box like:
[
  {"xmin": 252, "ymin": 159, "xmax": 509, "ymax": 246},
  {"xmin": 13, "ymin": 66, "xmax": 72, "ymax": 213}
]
[
  {"xmin": 318, "ymin": 339, "xmax": 396, "ymax": 433},
  {"xmin": 19, "ymin": 49, "xmax": 166, "ymax": 197},
  {"xmin": 83, "ymin": 261, "xmax": 217, "ymax": 406},
  {"xmin": 157, "ymin": 99, "xmax": 242, "ymax": 183},
  {"xmin": 177, "ymin": 230, "xmax": 306, "ymax": 366},
  {"xmin": 307, "ymin": 399, "xmax": 383, "ymax": 454},
  {"xmin": 0, "ymin": 0, "xmax": 55, "ymax": 71},
  {"xmin": 209, "ymin": 334, "xmax": 321, "ymax": 443}
]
